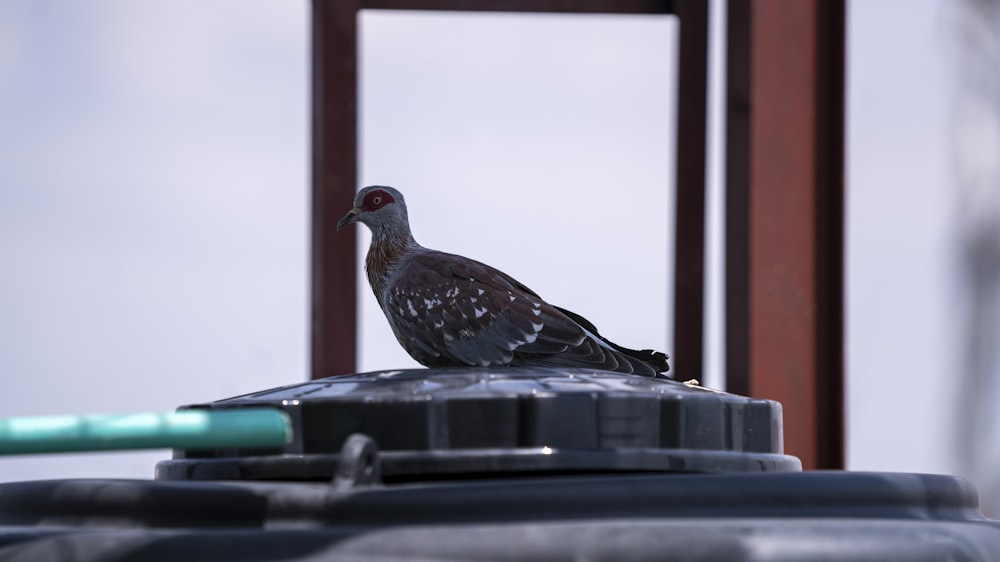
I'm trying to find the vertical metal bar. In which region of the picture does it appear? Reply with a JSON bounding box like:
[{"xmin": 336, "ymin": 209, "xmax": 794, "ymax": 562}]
[
  {"xmin": 672, "ymin": 0, "xmax": 709, "ymax": 379},
  {"xmin": 725, "ymin": 0, "xmax": 844, "ymax": 469},
  {"xmin": 814, "ymin": 0, "xmax": 846, "ymax": 470},
  {"xmin": 725, "ymin": 0, "xmax": 752, "ymax": 397},
  {"xmin": 749, "ymin": 0, "xmax": 820, "ymax": 469},
  {"xmin": 311, "ymin": 0, "xmax": 359, "ymax": 378}
]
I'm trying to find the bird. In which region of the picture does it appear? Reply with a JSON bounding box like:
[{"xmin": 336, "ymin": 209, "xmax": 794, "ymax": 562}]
[{"xmin": 337, "ymin": 185, "xmax": 670, "ymax": 377}]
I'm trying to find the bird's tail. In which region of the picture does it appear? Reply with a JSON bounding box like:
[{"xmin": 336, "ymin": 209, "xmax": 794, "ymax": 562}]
[{"xmin": 554, "ymin": 306, "xmax": 671, "ymax": 377}]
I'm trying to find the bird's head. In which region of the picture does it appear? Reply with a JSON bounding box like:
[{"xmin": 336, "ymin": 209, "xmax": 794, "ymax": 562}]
[{"xmin": 337, "ymin": 185, "xmax": 408, "ymax": 232}]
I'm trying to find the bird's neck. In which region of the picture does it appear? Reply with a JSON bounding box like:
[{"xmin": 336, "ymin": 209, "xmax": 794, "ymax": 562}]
[{"xmin": 365, "ymin": 226, "xmax": 418, "ymax": 301}]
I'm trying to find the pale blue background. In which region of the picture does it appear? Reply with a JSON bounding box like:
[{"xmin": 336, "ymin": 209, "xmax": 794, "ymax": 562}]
[{"xmin": 0, "ymin": 0, "xmax": 993, "ymax": 512}]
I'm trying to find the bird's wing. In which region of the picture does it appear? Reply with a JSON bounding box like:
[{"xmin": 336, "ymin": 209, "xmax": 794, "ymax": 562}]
[{"xmin": 385, "ymin": 251, "xmax": 587, "ymax": 367}]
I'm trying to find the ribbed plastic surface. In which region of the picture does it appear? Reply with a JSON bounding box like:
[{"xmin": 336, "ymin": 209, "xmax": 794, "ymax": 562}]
[{"xmin": 156, "ymin": 367, "xmax": 800, "ymax": 480}]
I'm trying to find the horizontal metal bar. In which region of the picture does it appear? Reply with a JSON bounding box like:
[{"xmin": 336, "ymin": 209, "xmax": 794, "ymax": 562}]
[{"xmin": 361, "ymin": 0, "xmax": 676, "ymax": 15}]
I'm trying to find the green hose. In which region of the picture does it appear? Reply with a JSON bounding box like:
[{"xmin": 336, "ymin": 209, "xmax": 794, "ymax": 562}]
[{"xmin": 0, "ymin": 408, "xmax": 292, "ymax": 455}]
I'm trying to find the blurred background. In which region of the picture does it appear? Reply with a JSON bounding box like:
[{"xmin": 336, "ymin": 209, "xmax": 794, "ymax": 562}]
[{"xmin": 1, "ymin": 0, "xmax": 999, "ymax": 515}]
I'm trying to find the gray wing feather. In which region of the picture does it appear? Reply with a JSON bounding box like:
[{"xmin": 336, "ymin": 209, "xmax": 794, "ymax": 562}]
[{"xmin": 383, "ymin": 250, "xmax": 669, "ymax": 377}]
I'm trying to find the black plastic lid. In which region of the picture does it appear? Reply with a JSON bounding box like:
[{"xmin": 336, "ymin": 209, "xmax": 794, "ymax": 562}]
[{"xmin": 156, "ymin": 367, "xmax": 801, "ymax": 481}]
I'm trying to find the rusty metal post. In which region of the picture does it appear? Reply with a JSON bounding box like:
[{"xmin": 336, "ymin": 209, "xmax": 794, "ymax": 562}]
[
  {"xmin": 725, "ymin": 0, "xmax": 845, "ymax": 469},
  {"xmin": 311, "ymin": 0, "xmax": 360, "ymax": 378}
]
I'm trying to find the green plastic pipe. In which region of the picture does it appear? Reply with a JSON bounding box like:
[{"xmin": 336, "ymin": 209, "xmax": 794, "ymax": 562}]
[{"xmin": 0, "ymin": 408, "xmax": 292, "ymax": 455}]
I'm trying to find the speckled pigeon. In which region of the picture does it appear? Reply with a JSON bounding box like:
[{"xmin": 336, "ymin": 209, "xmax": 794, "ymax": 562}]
[{"xmin": 337, "ymin": 185, "xmax": 670, "ymax": 377}]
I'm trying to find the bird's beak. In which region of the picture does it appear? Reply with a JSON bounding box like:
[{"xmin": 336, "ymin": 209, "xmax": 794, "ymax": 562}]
[{"xmin": 337, "ymin": 208, "xmax": 360, "ymax": 230}]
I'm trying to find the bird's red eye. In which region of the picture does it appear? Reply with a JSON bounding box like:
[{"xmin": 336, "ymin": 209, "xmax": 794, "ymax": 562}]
[{"xmin": 363, "ymin": 189, "xmax": 394, "ymax": 210}]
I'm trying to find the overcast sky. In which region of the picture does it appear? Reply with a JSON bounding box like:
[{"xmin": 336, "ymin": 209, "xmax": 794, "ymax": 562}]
[{"xmin": 0, "ymin": 0, "xmax": 992, "ymax": 511}]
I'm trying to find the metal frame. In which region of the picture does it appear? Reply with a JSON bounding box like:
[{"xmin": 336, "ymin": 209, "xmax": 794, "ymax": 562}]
[
  {"xmin": 311, "ymin": 0, "xmax": 708, "ymax": 378},
  {"xmin": 310, "ymin": 0, "xmax": 844, "ymax": 469}
]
